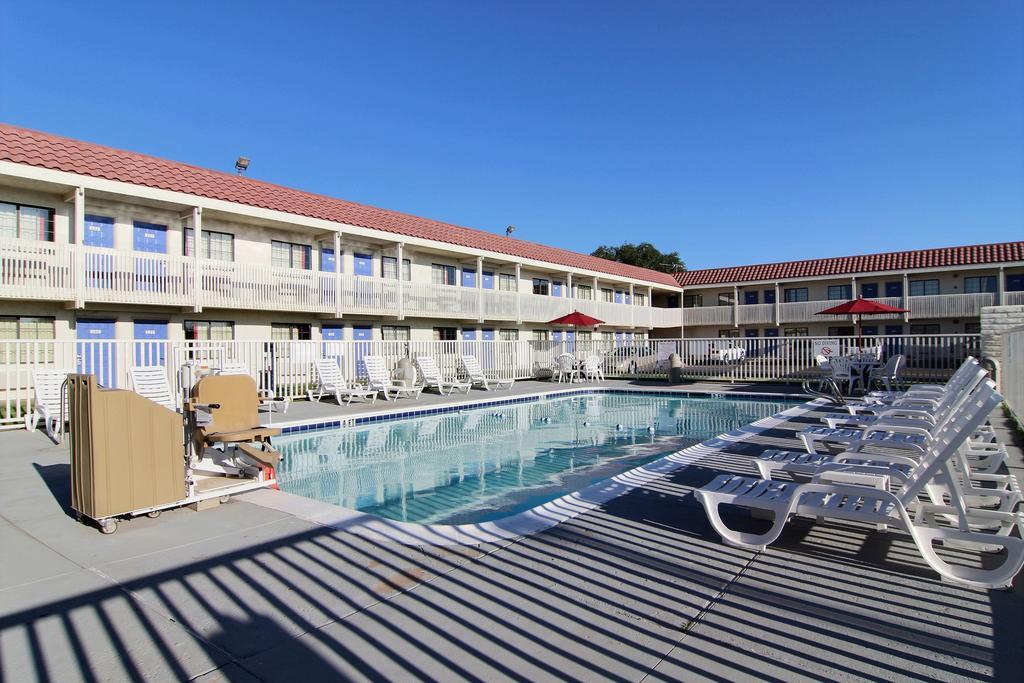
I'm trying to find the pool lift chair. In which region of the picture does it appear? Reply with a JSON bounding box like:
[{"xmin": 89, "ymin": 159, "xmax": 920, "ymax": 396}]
[{"xmin": 188, "ymin": 374, "xmax": 283, "ymax": 481}]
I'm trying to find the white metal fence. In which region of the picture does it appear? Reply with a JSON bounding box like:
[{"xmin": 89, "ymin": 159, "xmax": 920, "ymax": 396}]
[
  {"xmin": 0, "ymin": 334, "xmax": 979, "ymax": 429},
  {"xmin": 1001, "ymin": 326, "xmax": 1023, "ymax": 427}
]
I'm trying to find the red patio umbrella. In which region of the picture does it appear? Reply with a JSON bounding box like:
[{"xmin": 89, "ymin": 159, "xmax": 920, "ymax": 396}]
[
  {"xmin": 816, "ymin": 297, "xmax": 907, "ymax": 340},
  {"xmin": 547, "ymin": 311, "xmax": 604, "ymax": 327}
]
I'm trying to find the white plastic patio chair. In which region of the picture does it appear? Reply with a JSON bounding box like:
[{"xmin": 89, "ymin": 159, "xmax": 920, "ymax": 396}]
[
  {"xmin": 553, "ymin": 353, "xmax": 580, "ymax": 383},
  {"xmin": 308, "ymin": 358, "xmax": 378, "ymax": 406},
  {"xmin": 460, "ymin": 355, "xmax": 514, "ymax": 391},
  {"xmin": 866, "ymin": 354, "xmax": 904, "ymax": 394},
  {"xmin": 128, "ymin": 366, "xmax": 177, "ymax": 411},
  {"xmin": 26, "ymin": 368, "xmax": 74, "ymax": 439},
  {"xmin": 363, "ymin": 355, "xmax": 423, "ymax": 401},
  {"xmin": 583, "ymin": 355, "xmax": 604, "ymax": 382},
  {"xmin": 414, "ymin": 355, "xmax": 471, "ymax": 395},
  {"xmin": 696, "ymin": 380, "xmax": 1023, "ymax": 589},
  {"xmin": 826, "ymin": 355, "xmax": 856, "ymax": 395}
]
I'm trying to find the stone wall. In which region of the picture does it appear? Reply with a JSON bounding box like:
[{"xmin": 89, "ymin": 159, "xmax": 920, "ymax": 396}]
[{"xmin": 980, "ymin": 304, "xmax": 1024, "ymax": 370}]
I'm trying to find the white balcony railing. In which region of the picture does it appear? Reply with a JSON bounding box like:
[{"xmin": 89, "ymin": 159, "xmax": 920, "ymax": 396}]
[
  {"xmin": 908, "ymin": 292, "xmax": 996, "ymax": 319},
  {"xmin": 682, "ymin": 305, "xmax": 733, "ymax": 326}
]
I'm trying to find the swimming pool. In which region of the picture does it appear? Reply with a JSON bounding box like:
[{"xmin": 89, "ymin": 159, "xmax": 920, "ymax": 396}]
[{"xmin": 274, "ymin": 392, "xmax": 799, "ymax": 525}]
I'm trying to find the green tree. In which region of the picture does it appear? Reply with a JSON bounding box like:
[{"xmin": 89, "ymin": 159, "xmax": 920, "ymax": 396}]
[{"xmin": 590, "ymin": 242, "xmax": 685, "ymax": 273}]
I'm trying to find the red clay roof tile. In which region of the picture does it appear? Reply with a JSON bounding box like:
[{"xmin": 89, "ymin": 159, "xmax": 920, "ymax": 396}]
[
  {"xmin": 0, "ymin": 124, "xmax": 680, "ymax": 288},
  {"xmin": 674, "ymin": 242, "xmax": 1024, "ymax": 287}
]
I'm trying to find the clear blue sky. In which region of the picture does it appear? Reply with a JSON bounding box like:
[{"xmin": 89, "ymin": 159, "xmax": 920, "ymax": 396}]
[{"xmin": 1, "ymin": 1, "xmax": 1021, "ymax": 270}]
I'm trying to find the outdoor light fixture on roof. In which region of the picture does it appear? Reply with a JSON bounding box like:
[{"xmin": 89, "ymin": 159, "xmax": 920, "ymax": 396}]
[
  {"xmin": 505, "ymin": 225, "xmax": 515, "ymax": 237},
  {"xmin": 234, "ymin": 157, "xmax": 250, "ymax": 175}
]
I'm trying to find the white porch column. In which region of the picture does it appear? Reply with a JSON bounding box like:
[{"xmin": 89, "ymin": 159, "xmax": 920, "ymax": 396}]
[
  {"xmin": 732, "ymin": 285, "xmax": 739, "ymax": 328},
  {"xmin": 477, "ymin": 255, "xmax": 484, "ymax": 322},
  {"xmin": 566, "ymin": 272, "xmax": 573, "ymax": 314},
  {"xmin": 192, "ymin": 207, "xmax": 202, "ymax": 313},
  {"xmin": 680, "ymin": 288, "xmax": 685, "ymax": 338},
  {"xmin": 774, "ymin": 282, "xmax": 781, "ymax": 327},
  {"xmin": 515, "ymin": 262, "xmax": 523, "ymax": 324},
  {"xmin": 997, "ymin": 266, "xmax": 1005, "ymax": 305},
  {"xmin": 334, "ymin": 232, "xmax": 343, "ymax": 318},
  {"xmin": 902, "ymin": 273, "xmax": 910, "ymax": 323},
  {"xmin": 629, "ymin": 283, "xmax": 635, "ymax": 328},
  {"xmin": 397, "ymin": 242, "xmax": 405, "ymax": 320},
  {"xmin": 70, "ymin": 187, "xmax": 85, "ymax": 308}
]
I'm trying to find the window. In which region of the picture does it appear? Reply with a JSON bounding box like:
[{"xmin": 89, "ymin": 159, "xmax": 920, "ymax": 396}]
[
  {"xmin": 381, "ymin": 325, "xmax": 410, "ymax": 341},
  {"xmin": 432, "ymin": 264, "xmax": 457, "ymax": 286},
  {"xmin": 718, "ymin": 329, "xmax": 739, "ymax": 338},
  {"xmin": 964, "ymin": 276, "xmax": 997, "ymax": 294},
  {"xmin": 272, "ymin": 323, "xmax": 311, "ymax": 341},
  {"xmin": 784, "ymin": 327, "xmax": 809, "ymax": 337},
  {"xmin": 532, "ymin": 278, "xmax": 550, "ymax": 296},
  {"xmin": 576, "ymin": 284, "xmax": 593, "ymax": 300},
  {"xmin": 861, "ymin": 283, "xmax": 878, "ymax": 298},
  {"xmin": 271, "ymin": 240, "xmax": 311, "ymax": 269},
  {"xmin": 499, "ymin": 273, "xmax": 517, "ymax": 291},
  {"xmin": 633, "ymin": 292, "xmax": 647, "ymax": 306},
  {"xmin": 381, "ymin": 256, "xmax": 411, "ymax": 281},
  {"xmin": 784, "ymin": 288, "xmax": 808, "ymax": 303},
  {"xmin": 743, "ymin": 291, "xmax": 759, "ymax": 305},
  {"xmin": 683, "ymin": 294, "xmax": 703, "ymax": 308},
  {"xmin": 499, "ymin": 329, "xmax": 519, "ymax": 341},
  {"xmin": 0, "ymin": 316, "xmax": 55, "ymax": 363},
  {"xmin": 433, "ymin": 327, "xmax": 457, "ymax": 341},
  {"xmin": 0, "ymin": 202, "xmax": 54, "ymax": 241},
  {"xmin": 909, "ymin": 279, "xmax": 939, "ymax": 297},
  {"xmin": 763, "ymin": 290, "xmax": 776, "ymax": 304},
  {"xmin": 600, "ymin": 331, "xmax": 614, "ymax": 341},
  {"xmin": 828, "ymin": 326, "xmax": 855, "ymax": 336},
  {"xmin": 577, "ymin": 330, "xmax": 592, "ymax": 340},
  {"xmin": 185, "ymin": 229, "xmax": 234, "ymax": 261},
  {"xmin": 600, "ymin": 288, "xmax": 614, "ymax": 303},
  {"xmin": 827, "ymin": 285, "xmax": 852, "ymax": 300},
  {"xmin": 718, "ymin": 292, "xmax": 734, "ymax": 306},
  {"xmin": 532, "ymin": 330, "xmax": 550, "ymax": 341},
  {"xmin": 885, "ymin": 281, "xmax": 903, "ymax": 297},
  {"xmin": 910, "ymin": 324, "xmax": 940, "ymax": 334},
  {"xmin": 965, "ymin": 322, "xmax": 981, "ymax": 334},
  {"xmin": 185, "ymin": 320, "xmax": 234, "ymax": 340},
  {"xmin": 634, "ymin": 331, "xmax": 647, "ymax": 341}
]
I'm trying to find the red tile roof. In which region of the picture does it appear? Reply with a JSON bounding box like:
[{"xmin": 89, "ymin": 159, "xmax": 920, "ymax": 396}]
[
  {"xmin": 675, "ymin": 242, "xmax": 1024, "ymax": 287},
  {"xmin": 0, "ymin": 124, "xmax": 680, "ymax": 287}
]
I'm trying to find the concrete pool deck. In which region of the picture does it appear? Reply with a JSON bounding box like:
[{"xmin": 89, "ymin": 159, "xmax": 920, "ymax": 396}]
[{"xmin": 1, "ymin": 383, "xmax": 1021, "ymax": 681}]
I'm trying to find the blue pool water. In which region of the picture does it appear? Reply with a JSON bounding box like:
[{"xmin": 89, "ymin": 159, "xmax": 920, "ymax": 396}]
[{"xmin": 275, "ymin": 393, "xmax": 799, "ymax": 525}]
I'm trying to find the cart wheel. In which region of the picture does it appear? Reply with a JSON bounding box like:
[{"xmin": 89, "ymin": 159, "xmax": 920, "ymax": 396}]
[
  {"xmin": 219, "ymin": 495, "xmax": 231, "ymax": 504},
  {"xmin": 100, "ymin": 520, "xmax": 117, "ymax": 535},
  {"xmin": 146, "ymin": 510, "xmax": 161, "ymax": 519}
]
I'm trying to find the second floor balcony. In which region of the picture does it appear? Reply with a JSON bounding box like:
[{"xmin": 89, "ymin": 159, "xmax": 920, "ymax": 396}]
[{"xmin": 0, "ymin": 238, "xmax": 677, "ymax": 328}]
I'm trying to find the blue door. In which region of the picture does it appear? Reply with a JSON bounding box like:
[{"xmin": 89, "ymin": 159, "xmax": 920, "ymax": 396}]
[
  {"xmin": 322, "ymin": 324, "xmax": 344, "ymax": 363},
  {"xmin": 565, "ymin": 329, "xmax": 575, "ymax": 354},
  {"xmin": 625, "ymin": 332, "xmax": 634, "ymax": 343},
  {"xmin": 133, "ymin": 320, "xmax": 167, "ymax": 366},
  {"xmin": 625, "ymin": 293, "xmax": 632, "ymax": 305},
  {"xmin": 861, "ymin": 283, "xmax": 878, "ymax": 298},
  {"xmin": 552, "ymin": 281, "xmax": 563, "ymax": 297},
  {"xmin": 1007, "ymin": 274, "xmax": 1024, "ymax": 292},
  {"xmin": 83, "ymin": 215, "xmax": 115, "ymax": 289},
  {"xmin": 885, "ymin": 282, "xmax": 903, "ymax": 298},
  {"xmin": 482, "ymin": 271, "xmax": 494, "ymax": 290},
  {"xmin": 552, "ymin": 330, "xmax": 562, "ymax": 342},
  {"xmin": 320, "ymin": 248, "xmax": 337, "ymax": 272},
  {"xmin": 614, "ymin": 331, "xmax": 623, "ymax": 346},
  {"xmin": 133, "ymin": 222, "xmax": 167, "ymax": 292},
  {"xmin": 744, "ymin": 292, "xmax": 758, "ymax": 305},
  {"xmin": 353, "ymin": 253, "xmax": 373, "ymax": 277},
  {"xmin": 77, "ymin": 319, "xmax": 117, "ymax": 387},
  {"xmin": 462, "ymin": 329, "xmax": 477, "ymax": 341},
  {"xmin": 462, "ymin": 268, "xmax": 477, "ymax": 288},
  {"xmin": 614, "ymin": 291, "xmax": 624, "ymax": 304},
  {"xmin": 352, "ymin": 325, "xmax": 372, "ymax": 377}
]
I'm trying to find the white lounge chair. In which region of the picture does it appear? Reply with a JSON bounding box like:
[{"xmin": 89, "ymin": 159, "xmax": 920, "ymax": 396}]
[
  {"xmin": 460, "ymin": 355, "xmax": 514, "ymax": 391},
  {"xmin": 363, "ymin": 355, "xmax": 423, "ymax": 401},
  {"xmin": 414, "ymin": 355, "xmax": 471, "ymax": 395},
  {"xmin": 220, "ymin": 360, "xmax": 291, "ymax": 414},
  {"xmin": 26, "ymin": 368, "xmax": 74, "ymax": 439},
  {"xmin": 308, "ymin": 358, "xmax": 378, "ymax": 406},
  {"xmin": 696, "ymin": 380, "xmax": 1023, "ymax": 589},
  {"xmin": 128, "ymin": 366, "xmax": 177, "ymax": 411}
]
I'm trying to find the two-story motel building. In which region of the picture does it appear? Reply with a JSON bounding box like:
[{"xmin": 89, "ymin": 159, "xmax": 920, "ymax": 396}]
[{"xmin": 1, "ymin": 124, "xmax": 1021, "ymax": 351}]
